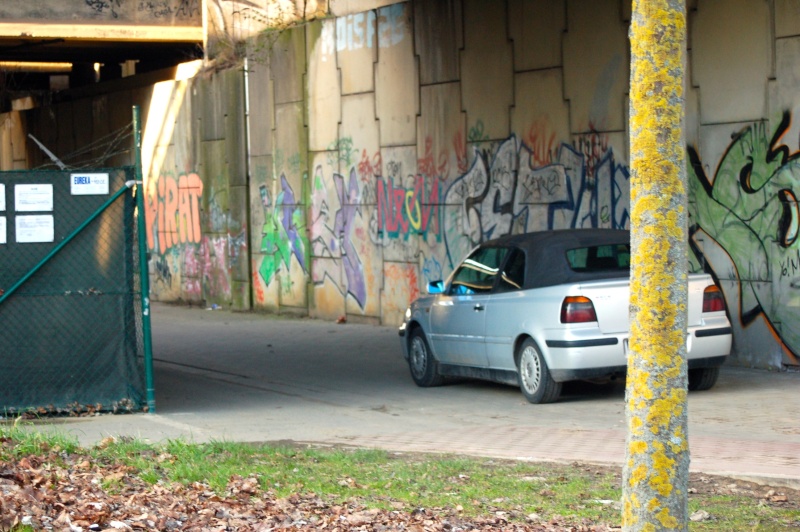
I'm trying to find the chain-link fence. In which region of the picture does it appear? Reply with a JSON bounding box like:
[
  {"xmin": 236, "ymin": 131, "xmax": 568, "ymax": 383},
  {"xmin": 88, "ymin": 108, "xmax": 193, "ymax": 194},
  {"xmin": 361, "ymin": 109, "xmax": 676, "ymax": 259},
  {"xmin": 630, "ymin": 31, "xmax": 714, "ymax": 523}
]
[{"xmin": 0, "ymin": 168, "xmax": 146, "ymax": 416}]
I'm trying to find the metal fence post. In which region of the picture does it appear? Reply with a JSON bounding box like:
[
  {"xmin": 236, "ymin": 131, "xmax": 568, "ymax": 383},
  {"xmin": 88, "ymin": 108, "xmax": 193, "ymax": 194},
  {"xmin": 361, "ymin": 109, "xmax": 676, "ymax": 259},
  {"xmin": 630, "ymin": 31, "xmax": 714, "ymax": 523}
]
[{"xmin": 133, "ymin": 105, "xmax": 156, "ymax": 413}]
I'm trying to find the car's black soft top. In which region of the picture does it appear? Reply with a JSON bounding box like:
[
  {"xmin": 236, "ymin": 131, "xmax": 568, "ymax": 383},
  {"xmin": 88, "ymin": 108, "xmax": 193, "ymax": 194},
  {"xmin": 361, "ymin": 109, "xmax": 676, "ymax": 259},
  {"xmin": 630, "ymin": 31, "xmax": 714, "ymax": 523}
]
[{"xmin": 482, "ymin": 229, "xmax": 631, "ymax": 290}]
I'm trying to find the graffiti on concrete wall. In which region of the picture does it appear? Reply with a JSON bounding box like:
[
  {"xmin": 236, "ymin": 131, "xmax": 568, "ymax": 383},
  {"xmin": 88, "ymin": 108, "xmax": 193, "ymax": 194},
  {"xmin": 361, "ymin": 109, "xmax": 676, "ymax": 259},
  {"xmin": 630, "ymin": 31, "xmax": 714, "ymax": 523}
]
[
  {"xmin": 334, "ymin": 168, "xmax": 368, "ymax": 308},
  {"xmin": 525, "ymin": 118, "xmax": 559, "ymax": 168},
  {"xmin": 443, "ymin": 134, "xmax": 630, "ymax": 268},
  {"xmin": 421, "ymin": 255, "xmax": 443, "ymax": 285},
  {"xmin": 303, "ymin": 131, "xmax": 630, "ymax": 315},
  {"xmin": 372, "ymin": 164, "xmax": 445, "ymax": 293},
  {"xmin": 201, "ymin": 236, "xmax": 231, "ymax": 297},
  {"xmin": 309, "ymin": 165, "xmax": 368, "ymax": 308},
  {"xmin": 153, "ymin": 255, "xmax": 173, "ymax": 288},
  {"xmin": 375, "ymin": 174, "xmax": 441, "ymax": 240},
  {"xmin": 382, "ymin": 262, "xmax": 420, "ymax": 320},
  {"xmin": 152, "ymin": 129, "xmax": 628, "ymax": 314},
  {"xmin": 145, "ymin": 171, "xmax": 242, "ymax": 303},
  {"xmin": 258, "ymin": 175, "xmax": 308, "ymax": 294},
  {"xmin": 86, "ymin": 0, "xmax": 122, "ymax": 18},
  {"xmin": 333, "ymin": 3, "xmax": 406, "ymax": 54},
  {"xmin": 143, "ymin": 140, "xmax": 628, "ymax": 316},
  {"xmin": 138, "ymin": 1, "xmax": 172, "ymax": 18},
  {"xmin": 137, "ymin": 0, "xmax": 200, "ymax": 18},
  {"xmin": 144, "ymin": 172, "xmax": 204, "ymax": 254},
  {"xmin": 688, "ymin": 112, "xmax": 800, "ymax": 365},
  {"xmin": 181, "ymin": 245, "xmax": 201, "ymax": 298},
  {"xmin": 418, "ymin": 136, "xmax": 454, "ymax": 180}
]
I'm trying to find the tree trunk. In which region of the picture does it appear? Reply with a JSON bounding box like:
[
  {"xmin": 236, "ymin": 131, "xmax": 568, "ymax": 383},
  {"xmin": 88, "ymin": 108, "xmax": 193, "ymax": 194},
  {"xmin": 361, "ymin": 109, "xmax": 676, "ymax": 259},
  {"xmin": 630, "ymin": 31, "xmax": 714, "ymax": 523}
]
[{"xmin": 623, "ymin": 1, "xmax": 689, "ymax": 530}]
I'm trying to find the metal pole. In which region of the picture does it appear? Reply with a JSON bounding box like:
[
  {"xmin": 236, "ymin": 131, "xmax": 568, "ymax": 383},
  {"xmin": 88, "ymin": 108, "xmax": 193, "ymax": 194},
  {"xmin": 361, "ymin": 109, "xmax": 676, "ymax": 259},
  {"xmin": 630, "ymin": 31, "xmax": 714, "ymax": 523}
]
[{"xmin": 133, "ymin": 105, "xmax": 156, "ymax": 414}]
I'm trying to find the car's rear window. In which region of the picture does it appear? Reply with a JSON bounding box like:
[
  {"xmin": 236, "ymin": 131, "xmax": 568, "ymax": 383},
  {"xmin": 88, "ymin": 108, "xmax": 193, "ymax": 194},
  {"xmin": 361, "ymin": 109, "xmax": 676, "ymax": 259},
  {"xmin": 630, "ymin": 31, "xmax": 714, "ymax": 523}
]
[{"xmin": 566, "ymin": 244, "xmax": 630, "ymax": 272}]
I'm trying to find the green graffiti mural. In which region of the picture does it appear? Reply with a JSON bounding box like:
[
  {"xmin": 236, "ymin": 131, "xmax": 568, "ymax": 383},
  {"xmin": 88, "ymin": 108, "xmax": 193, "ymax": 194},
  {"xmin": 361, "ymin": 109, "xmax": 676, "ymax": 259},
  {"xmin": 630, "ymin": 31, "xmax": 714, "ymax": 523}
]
[
  {"xmin": 688, "ymin": 111, "xmax": 799, "ymax": 365},
  {"xmin": 258, "ymin": 175, "xmax": 309, "ymax": 293}
]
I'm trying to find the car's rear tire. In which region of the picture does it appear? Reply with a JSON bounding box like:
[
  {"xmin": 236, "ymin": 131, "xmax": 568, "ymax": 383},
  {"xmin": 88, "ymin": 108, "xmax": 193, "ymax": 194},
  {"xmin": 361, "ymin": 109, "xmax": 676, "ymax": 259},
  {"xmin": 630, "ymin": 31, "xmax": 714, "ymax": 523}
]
[
  {"xmin": 517, "ymin": 339, "xmax": 561, "ymax": 404},
  {"xmin": 408, "ymin": 328, "xmax": 444, "ymax": 387},
  {"xmin": 688, "ymin": 366, "xmax": 720, "ymax": 391}
]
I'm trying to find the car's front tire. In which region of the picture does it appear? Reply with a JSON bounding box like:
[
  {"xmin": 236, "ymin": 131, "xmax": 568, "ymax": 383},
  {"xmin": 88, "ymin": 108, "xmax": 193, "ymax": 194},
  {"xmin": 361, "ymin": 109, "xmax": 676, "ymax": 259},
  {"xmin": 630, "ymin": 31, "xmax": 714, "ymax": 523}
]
[
  {"xmin": 688, "ymin": 366, "xmax": 720, "ymax": 391},
  {"xmin": 517, "ymin": 339, "xmax": 561, "ymax": 404},
  {"xmin": 408, "ymin": 328, "xmax": 444, "ymax": 387}
]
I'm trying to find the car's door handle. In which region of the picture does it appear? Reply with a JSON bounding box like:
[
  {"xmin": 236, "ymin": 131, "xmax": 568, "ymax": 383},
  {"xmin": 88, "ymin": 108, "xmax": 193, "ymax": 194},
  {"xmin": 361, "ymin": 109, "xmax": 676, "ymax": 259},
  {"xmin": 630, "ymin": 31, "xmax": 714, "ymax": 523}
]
[{"xmin": 473, "ymin": 304, "xmax": 485, "ymax": 311}]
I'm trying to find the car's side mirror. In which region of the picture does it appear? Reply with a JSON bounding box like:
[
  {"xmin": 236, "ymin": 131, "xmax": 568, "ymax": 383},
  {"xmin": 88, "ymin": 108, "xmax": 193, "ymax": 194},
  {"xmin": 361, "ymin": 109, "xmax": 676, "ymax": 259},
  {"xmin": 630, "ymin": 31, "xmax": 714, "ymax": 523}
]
[{"xmin": 427, "ymin": 280, "xmax": 444, "ymax": 294}]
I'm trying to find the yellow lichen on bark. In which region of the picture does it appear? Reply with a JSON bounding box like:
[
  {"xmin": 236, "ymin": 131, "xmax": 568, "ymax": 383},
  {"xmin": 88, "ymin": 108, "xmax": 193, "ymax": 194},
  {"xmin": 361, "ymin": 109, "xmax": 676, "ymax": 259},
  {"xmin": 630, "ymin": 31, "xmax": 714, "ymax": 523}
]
[
  {"xmin": 630, "ymin": 464, "xmax": 648, "ymax": 486},
  {"xmin": 630, "ymin": 415, "xmax": 644, "ymax": 435},
  {"xmin": 650, "ymin": 445, "xmax": 676, "ymax": 496},
  {"xmin": 669, "ymin": 426, "xmax": 688, "ymax": 454},
  {"xmin": 647, "ymin": 389, "xmax": 686, "ymax": 433},
  {"xmin": 630, "ymin": 440, "xmax": 648, "ymax": 455},
  {"xmin": 623, "ymin": 492, "xmax": 643, "ymax": 527},
  {"xmin": 656, "ymin": 508, "xmax": 679, "ymax": 529},
  {"xmin": 623, "ymin": 0, "xmax": 689, "ymax": 530}
]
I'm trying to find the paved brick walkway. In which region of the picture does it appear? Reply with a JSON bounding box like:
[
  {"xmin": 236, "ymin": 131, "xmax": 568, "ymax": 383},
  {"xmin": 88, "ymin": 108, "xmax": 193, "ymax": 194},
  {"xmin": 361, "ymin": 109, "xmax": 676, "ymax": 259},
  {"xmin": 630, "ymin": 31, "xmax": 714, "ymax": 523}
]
[{"xmin": 326, "ymin": 426, "xmax": 800, "ymax": 486}]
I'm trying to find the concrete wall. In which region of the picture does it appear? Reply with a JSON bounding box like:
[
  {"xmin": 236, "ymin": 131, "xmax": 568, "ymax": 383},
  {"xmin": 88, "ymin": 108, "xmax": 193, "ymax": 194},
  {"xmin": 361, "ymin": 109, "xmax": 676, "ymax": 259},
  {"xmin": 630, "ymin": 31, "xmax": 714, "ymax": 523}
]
[
  {"xmin": 6, "ymin": 0, "xmax": 800, "ymax": 369},
  {"xmin": 139, "ymin": 64, "xmax": 249, "ymax": 310}
]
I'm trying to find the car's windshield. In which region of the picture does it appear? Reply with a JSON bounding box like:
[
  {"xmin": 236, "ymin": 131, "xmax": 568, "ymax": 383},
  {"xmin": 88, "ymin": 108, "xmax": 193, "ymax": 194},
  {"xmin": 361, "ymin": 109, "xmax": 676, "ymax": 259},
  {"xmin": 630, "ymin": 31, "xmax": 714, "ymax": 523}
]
[{"xmin": 565, "ymin": 243, "xmax": 630, "ymax": 272}]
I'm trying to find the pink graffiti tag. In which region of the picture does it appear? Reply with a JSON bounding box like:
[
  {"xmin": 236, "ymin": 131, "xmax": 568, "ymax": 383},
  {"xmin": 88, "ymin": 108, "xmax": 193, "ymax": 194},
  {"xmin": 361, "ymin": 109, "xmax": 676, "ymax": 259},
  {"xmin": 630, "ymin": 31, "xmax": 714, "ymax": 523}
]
[
  {"xmin": 357, "ymin": 149, "xmax": 382, "ymax": 181},
  {"xmin": 418, "ymin": 136, "xmax": 449, "ymax": 178},
  {"xmin": 526, "ymin": 119, "xmax": 558, "ymax": 167}
]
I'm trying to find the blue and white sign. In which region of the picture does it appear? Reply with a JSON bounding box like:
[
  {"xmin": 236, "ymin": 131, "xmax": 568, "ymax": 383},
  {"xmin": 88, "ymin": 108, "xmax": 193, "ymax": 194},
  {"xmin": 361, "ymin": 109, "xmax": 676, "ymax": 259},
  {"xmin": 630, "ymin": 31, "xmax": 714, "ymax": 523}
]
[{"xmin": 71, "ymin": 173, "xmax": 109, "ymax": 195}]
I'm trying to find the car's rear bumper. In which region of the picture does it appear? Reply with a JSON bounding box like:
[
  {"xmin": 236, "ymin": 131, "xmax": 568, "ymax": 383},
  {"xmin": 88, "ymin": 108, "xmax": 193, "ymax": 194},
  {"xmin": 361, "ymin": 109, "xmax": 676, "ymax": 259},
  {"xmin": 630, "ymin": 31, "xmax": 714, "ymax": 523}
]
[
  {"xmin": 544, "ymin": 322, "xmax": 732, "ymax": 382},
  {"xmin": 550, "ymin": 355, "xmax": 728, "ymax": 381}
]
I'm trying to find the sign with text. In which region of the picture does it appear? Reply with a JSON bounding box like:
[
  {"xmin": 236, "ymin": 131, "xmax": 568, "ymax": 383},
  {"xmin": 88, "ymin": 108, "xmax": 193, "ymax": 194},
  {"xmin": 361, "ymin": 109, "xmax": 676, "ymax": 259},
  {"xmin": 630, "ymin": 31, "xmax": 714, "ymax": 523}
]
[
  {"xmin": 15, "ymin": 184, "xmax": 53, "ymax": 212},
  {"xmin": 71, "ymin": 173, "xmax": 110, "ymax": 195},
  {"xmin": 16, "ymin": 215, "xmax": 54, "ymax": 243}
]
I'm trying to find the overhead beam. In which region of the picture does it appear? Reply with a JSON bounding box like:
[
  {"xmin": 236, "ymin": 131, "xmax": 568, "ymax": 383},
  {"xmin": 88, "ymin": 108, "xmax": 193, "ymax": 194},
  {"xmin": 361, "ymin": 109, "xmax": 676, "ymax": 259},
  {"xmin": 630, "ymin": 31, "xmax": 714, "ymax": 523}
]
[{"xmin": 0, "ymin": 23, "xmax": 203, "ymax": 43}]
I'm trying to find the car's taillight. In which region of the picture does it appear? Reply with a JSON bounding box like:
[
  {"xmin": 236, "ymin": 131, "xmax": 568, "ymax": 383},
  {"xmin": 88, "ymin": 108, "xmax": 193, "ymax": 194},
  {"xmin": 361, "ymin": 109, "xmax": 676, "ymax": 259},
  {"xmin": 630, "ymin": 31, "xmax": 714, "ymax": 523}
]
[
  {"xmin": 703, "ymin": 285, "xmax": 726, "ymax": 313},
  {"xmin": 561, "ymin": 296, "xmax": 597, "ymax": 323}
]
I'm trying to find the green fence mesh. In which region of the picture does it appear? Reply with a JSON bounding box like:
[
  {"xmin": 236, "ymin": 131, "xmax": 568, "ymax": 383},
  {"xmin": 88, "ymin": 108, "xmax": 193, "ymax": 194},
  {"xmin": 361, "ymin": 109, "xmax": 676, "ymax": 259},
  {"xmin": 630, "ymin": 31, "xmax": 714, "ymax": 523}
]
[{"xmin": 0, "ymin": 168, "xmax": 146, "ymax": 416}]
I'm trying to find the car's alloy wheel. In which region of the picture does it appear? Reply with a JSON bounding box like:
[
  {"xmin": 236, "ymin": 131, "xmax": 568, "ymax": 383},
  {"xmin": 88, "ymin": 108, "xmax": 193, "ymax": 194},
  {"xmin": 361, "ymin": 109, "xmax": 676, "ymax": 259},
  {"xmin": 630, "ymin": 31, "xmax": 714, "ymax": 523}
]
[
  {"xmin": 517, "ymin": 339, "xmax": 561, "ymax": 404},
  {"xmin": 408, "ymin": 329, "xmax": 444, "ymax": 387},
  {"xmin": 520, "ymin": 345, "xmax": 542, "ymax": 393}
]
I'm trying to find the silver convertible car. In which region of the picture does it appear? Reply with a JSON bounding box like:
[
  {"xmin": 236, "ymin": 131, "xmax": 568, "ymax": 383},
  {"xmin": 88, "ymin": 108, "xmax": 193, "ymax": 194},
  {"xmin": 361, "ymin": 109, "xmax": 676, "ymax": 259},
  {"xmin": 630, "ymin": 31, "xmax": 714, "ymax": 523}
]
[{"xmin": 398, "ymin": 229, "xmax": 732, "ymax": 403}]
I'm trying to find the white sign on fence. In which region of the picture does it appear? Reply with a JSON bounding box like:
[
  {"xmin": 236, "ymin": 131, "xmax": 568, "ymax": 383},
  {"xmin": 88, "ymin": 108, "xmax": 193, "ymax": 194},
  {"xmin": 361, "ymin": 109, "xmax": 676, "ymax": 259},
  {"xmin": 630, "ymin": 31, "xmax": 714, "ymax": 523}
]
[
  {"xmin": 71, "ymin": 173, "xmax": 110, "ymax": 195},
  {"xmin": 16, "ymin": 215, "xmax": 54, "ymax": 243},
  {"xmin": 15, "ymin": 184, "xmax": 53, "ymax": 212}
]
